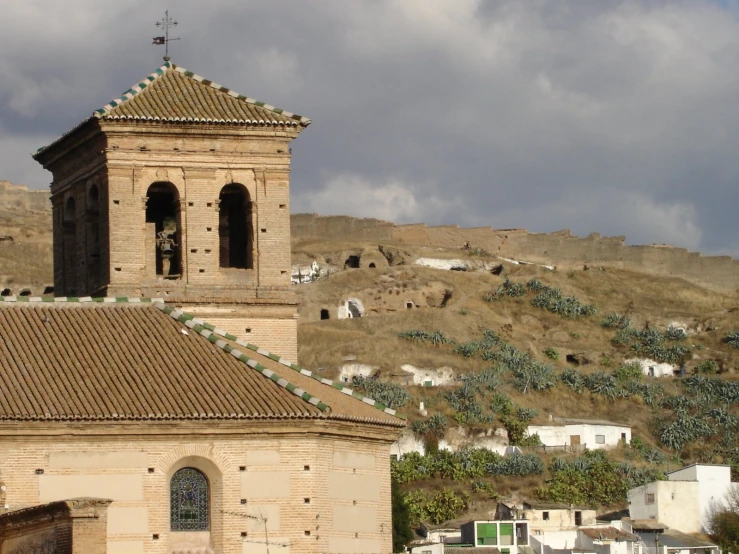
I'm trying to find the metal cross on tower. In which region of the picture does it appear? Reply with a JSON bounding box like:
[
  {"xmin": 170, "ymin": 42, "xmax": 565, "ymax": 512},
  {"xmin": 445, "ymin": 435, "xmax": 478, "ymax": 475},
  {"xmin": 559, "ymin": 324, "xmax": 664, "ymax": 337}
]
[{"xmin": 153, "ymin": 10, "xmax": 180, "ymax": 61}]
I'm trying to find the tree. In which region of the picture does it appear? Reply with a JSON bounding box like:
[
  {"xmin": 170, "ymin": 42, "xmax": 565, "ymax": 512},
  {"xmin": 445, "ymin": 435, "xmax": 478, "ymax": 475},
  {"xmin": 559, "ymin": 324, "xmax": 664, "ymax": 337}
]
[
  {"xmin": 392, "ymin": 479, "xmax": 413, "ymax": 552},
  {"xmin": 709, "ymin": 486, "xmax": 739, "ymax": 553}
]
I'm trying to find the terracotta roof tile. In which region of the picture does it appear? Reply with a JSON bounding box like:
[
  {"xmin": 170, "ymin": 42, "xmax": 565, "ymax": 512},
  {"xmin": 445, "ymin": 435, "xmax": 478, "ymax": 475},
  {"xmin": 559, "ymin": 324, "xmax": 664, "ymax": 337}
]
[
  {"xmin": 156, "ymin": 304, "xmax": 405, "ymax": 425},
  {"xmin": 0, "ymin": 299, "xmax": 404, "ymax": 427},
  {"xmin": 33, "ymin": 61, "xmax": 310, "ymax": 157},
  {"xmin": 96, "ymin": 62, "xmax": 310, "ymax": 125},
  {"xmin": 0, "ymin": 303, "xmax": 322, "ymax": 421}
]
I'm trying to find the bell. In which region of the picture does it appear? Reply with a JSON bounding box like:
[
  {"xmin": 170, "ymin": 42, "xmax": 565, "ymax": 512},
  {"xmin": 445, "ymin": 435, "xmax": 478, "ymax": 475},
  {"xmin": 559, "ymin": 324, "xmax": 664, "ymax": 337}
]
[{"xmin": 160, "ymin": 242, "xmax": 175, "ymax": 259}]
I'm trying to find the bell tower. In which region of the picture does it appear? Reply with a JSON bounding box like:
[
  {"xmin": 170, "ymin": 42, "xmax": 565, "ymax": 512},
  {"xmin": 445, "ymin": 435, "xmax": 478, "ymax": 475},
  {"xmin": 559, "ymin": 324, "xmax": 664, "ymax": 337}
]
[{"xmin": 32, "ymin": 61, "xmax": 310, "ymax": 359}]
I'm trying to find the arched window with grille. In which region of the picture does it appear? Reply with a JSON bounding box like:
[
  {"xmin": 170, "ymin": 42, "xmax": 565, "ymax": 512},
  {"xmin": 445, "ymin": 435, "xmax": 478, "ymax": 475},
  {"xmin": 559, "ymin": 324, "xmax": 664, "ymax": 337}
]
[{"xmin": 170, "ymin": 467, "xmax": 209, "ymax": 531}]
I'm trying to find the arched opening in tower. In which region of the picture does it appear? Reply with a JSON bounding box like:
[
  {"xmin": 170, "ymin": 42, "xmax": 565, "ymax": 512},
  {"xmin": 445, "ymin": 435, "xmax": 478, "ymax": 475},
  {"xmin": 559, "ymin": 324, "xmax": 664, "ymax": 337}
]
[
  {"xmin": 146, "ymin": 182, "xmax": 181, "ymax": 278},
  {"xmin": 219, "ymin": 184, "xmax": 252, "ymax": 269}
]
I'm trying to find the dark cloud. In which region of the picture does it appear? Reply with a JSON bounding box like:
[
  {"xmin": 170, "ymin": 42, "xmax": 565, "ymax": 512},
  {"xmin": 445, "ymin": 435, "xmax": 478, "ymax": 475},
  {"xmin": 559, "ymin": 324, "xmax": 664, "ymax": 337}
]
[{"xmin": 2, "ymin": 0, "xmax": 739, "ymax": 255}]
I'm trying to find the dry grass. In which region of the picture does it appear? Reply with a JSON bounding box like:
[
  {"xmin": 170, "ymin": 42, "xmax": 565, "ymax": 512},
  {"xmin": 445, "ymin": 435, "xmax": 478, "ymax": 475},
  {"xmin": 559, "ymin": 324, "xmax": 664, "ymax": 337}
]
[
  {"xmin": 294, "ymin": 236, "xmax": 739, "ymax": 512},
  {"xmin": 0, "ymin": 206, "xmax": 53, "ymax": 287}
]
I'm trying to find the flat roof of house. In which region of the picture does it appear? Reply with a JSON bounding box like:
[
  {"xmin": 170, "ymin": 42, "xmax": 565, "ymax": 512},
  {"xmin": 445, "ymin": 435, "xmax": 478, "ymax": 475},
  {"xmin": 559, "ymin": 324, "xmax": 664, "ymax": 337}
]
[
  {"xmin": 635, "ymin": 530, "xmax": 717, "ymax": 549},
  {"xmin": 444, "ymin": 546, "xmax": 500, "ymax": 554},
  {"xmin": 554, "ymin": 417, "xmax": 631, "ymax": 427},
  {"xmin": 581, "ymin": 527, "xmax": 639, "ymax": 542},
  {"xmin": 665, "ymin": 463, "xmax": 730, "ymax": 475},
  {"xmin": 628, "ymin": 520, "xmax": 668, "ymax": 531}
]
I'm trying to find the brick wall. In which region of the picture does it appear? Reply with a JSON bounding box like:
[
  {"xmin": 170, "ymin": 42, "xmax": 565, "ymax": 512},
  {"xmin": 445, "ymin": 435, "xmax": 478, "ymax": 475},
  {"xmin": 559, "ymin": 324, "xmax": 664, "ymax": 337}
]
[
  {"xmin": 0, "ymin": 498, "xmax": 111, "ymax": 554},
  {"xmin": 0, "ymin": 422, "xmax": 396, "ymax": 554},
  {"xmin": 37, "ymin": 121, "xmax": 303, "ymax": 355}
]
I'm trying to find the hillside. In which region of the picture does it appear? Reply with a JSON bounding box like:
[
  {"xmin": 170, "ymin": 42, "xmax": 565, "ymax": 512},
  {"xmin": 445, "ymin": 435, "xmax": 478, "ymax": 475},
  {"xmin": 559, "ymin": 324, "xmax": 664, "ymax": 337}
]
[
  {"xmin": 0, "ymin": 181, "xmax": 53, "ymax": 294},
  {"xmin": 292, "ymin": 234, "xmax": 739, "ymax": 521},
  {"xmin": 2, "ymin": 183, "xmax": 739, "ymax": 524}
]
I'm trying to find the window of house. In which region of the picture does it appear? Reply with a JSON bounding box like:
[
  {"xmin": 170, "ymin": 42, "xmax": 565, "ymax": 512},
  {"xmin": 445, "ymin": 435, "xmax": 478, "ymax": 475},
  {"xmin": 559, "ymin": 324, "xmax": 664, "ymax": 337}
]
[
  {"xmin": 171, "ymin": 468, "xmax": 209, "ymax": 531},
  {"xmin": 621, "ymin": 432, "xmax": 627, "ymax": 441},
  {"xmin": 595, "ymin": 435, "xmax": 606, "ymax": 444},
  {"xmin": 575, "ymin": 511, "xmax": 582, "ymax": 526},
  {"xmin": 543, "ymin": 511, "xmax": 550, "ymax": 521},
  {"xmin": 499, "ymin": 523, "xmax": 514, "ymax": 546},
  {"xmin": 646, "ymin": 493, "xmax": 655, "ymax": 504},
  {"xmin": 516, "ymin": 523, "xmax": 528, "ymax": 545},
  {"xmin": 476, "ymin": 523, "xmax": 498, "ymax": 546}
]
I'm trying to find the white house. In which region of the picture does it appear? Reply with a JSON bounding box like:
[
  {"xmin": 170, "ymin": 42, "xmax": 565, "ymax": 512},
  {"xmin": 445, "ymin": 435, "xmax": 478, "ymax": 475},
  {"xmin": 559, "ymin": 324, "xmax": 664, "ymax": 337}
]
[
  {"xmin": 410, "ymin": 543, "xmax": 444, "ymax": 554},
  {"xmin": 497, "ymin": 501, "xmax": 596, "ymax": 532},
  {"xmin": 625, "ymin": 358, "xmax": 676, "ymax": 378},
  {"xmin": 627, "ymin": 520, "xmax": 719, "ymax": 554},
  {"xmin": 401, "ymin": 364, "xmax": 456, "ymax": 386},
  {"xmin": 627, "ymin": 463, "xmax": 739, "ymax": 534},
  {"xmin": 290, "ymin": 260, "xmax": 320, "ymax": 284},
  {"xmin": 527, "ymin": 418, "xmax": 631, "ymax": 450},
  {"xmin": 529, "ymin": 524, "xmax": 640, "ymax": 554}
]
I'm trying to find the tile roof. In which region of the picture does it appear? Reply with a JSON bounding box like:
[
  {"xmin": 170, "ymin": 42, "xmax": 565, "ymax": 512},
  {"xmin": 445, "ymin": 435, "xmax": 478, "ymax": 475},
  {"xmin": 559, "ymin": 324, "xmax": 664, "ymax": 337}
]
[
  {"xmin": 33, "ymin": 61, "xmax": 310, "ymax": 157},
  {"xmin": 0, "ymin": 298, "xmax": 403, "ymax": 427},
  {"xmin": 157, "ymin": 303, "xmax": 405, "ymax": 424},
  {"xmin": 95, "ymin": 62, "xmax": 311, "ymax": 125}
]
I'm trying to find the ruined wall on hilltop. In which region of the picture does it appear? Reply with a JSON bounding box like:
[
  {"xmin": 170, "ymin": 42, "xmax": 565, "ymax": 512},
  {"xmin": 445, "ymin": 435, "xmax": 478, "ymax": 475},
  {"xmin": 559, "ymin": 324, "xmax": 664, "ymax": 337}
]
[
  {"xmin": 289, "ymin": 214, "xmax": 739, "ymax": 293},
  {"xmin": 0, "ymin": 181, "xmax": 50, "ymax": 212},
  {"xmin": 291, "ymin": 213, "xmax": 394, "ymax": 241},
  {"xmin": 498, "ymin": 230, "xmax": 739, "ymax": 293}
]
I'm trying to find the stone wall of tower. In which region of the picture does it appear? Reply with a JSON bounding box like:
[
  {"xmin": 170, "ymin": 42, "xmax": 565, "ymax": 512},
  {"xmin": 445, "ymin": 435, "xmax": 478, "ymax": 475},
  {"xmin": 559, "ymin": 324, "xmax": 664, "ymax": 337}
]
[
  {"xmin": 46, "ymin": 130, "xmax": 110, "ymax": 297},
  {"xmin": 37, "ymin": 120, "xmax": 303, "ymax": 358},
  {"xmin": 99, "ymin": 123, "xmax": 298, "ymax": 296}
]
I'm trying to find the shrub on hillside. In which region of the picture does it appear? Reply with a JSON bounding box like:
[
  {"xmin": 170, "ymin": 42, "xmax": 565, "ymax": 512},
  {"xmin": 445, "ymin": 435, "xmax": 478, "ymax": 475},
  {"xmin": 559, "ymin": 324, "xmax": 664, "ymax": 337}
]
[
  {"xmin": 613, "ymin": 362, "xmax": 642, "ymax": 383},
  {"xmin": 559, "ymin": 367, "xmax": 585, "ymax": 393},
  {"xmin": 351, "ymin": 376, "xmax": 410, "ymax": 409},
  {"xmin": 611, "ymin": 325, "xmax": 691, "ymax": 364},
  {"xmin": 398, "ymin": 329, "xmax": 453, "ymax": 345},
  {"xmin": 484, "ymin": 278, "xmax": 526, "ymax": 302},
  {"xmin": 538, "ymin": 450, "xmax": 630, "ymax": 507},
  {"xmin": 404, "ymin": 489, "xmax": 469, "ymax": 525},
  {"xmin": 530, "ymin": 285, "xmax": 597, "ymax": 318},
  {"xmin": 584, "ymin": 371, "xmax": 620, "ymax": 400},
  {"xmin": 726, "ymin": 331, "xmax": 739, "ymax": 350},
  {"xmin": 601, "ymin": 313, "xmax": 631, "ymax": 329},
  {"xmin": 694, "ymin": 360, "xmax": 718, "ymax": 375},
  {"xmin": 487, "ymin": 453, "xmax": 545, "ymax": 476}
]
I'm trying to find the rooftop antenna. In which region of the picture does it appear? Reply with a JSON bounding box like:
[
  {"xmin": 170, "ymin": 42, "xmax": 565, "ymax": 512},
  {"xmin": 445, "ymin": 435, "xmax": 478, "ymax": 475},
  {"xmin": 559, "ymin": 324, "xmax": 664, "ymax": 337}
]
[{"xmin": 153, "ymin": 9, "xmax": 180, "ymax": 62}]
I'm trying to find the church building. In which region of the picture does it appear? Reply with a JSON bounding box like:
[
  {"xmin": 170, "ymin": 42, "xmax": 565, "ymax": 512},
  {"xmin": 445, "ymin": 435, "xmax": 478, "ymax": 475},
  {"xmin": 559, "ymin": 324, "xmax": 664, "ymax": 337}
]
[{"xmin": 0, "ymin": 61, "xmax": 405, "ymax": 554}]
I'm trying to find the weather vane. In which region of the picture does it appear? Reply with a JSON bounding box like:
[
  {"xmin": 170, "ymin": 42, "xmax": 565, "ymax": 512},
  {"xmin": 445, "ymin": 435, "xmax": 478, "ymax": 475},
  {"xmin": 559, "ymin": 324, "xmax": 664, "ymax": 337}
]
[{"xmin": 153, "ymin": 10, "xmax": 180, "ymax": 61}]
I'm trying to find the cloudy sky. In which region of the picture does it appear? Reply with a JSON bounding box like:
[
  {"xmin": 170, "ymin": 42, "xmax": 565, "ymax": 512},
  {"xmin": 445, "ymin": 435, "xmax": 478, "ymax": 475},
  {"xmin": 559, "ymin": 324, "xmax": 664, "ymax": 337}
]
[{"xmin": 2, "ymin": 0, "xmax": 739, "ymax": 255}]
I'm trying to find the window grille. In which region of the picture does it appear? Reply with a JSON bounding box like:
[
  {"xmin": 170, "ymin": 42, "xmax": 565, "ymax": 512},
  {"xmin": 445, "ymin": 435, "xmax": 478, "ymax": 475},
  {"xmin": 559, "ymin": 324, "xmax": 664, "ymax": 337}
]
[{"xmin": 171, "ymin": 468, "xmax": 209, "ymax": 531}]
